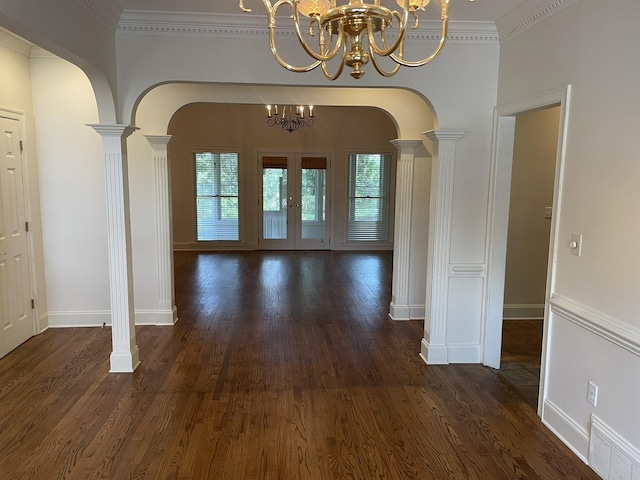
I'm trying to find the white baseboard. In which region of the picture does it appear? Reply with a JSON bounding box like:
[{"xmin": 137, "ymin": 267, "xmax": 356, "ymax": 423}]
[
  {"xmin": 410, "ymin": 305, "xmax": 425, "ymax": 320},
  {"xmin": 48, "ymin": 310, "xmax": 111, "ymax": 328},
  {"xmin": 389, "ymin": 303, "xmax": 426, "ymax": 321},
  {"xmin": 503, "ymin": 303, "xmax": 544, "ymax": 320},
  {"xmin": 447, "ymin": 344, "xmax": 482, "ymax": 363},
  {"xmin": 47, "ymin": 308, "xmax": 179, "ymax": 327},
  {"xmin": 541, "ymin": 399, "xmax": 590, "ymax": 463},
  {"xmin": 389, "ymin": 302, "xmax": 411, "ymax": 321},
  {"xmin": 419, "ymin": 338, "xmax": 449, "ymax": 365},
  {"xmin": 37, "ymin": 312, "xmax": 49, "ymax": 333}
]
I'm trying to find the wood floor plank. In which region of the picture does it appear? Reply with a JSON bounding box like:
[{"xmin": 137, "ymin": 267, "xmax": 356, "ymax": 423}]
[{"xmin": 0, "ymin": 251, "xmax": 599, "ymax": 479}]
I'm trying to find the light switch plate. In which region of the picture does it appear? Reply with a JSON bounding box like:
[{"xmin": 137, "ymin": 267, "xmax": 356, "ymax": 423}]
[
  {"xmin": 544, "ymin": 207, "xmax": 553, "ymax": 220},
  {"xmin": 570, "ymin": 233, "xmax": 583, "ymax": 257}
]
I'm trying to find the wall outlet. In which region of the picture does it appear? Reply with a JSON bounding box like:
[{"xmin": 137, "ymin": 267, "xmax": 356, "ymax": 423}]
[
  {"xmin": 544, "ymin": 207, "xmax": 553, "ymax": 219},
  {"xmin": 588, "ymin": 381, "xmax": 599, "ymax": 406}
]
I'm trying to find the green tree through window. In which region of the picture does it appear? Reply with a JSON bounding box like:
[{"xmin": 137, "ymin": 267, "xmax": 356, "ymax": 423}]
[{"xmin": 195, "ymin": 152, "xmax": 239, "ymax": 241}]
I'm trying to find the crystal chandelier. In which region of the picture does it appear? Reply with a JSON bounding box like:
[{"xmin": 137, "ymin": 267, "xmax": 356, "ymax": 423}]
[
  {"xmin": 239, "ymin": 0, "xmax": 450, "ymax": 80},
  {"xmin": 266, "ymin": 105, "xmax": 315, "ymax": 133}
]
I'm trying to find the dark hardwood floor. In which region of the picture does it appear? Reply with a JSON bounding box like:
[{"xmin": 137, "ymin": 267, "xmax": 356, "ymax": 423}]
[
  {"xmin": 500, "ymin": 319, "xmax": 544, "ymax": 408},
  {"xmin": 0, "ymin": 251, "xmax": 598, "ymax": 479}
]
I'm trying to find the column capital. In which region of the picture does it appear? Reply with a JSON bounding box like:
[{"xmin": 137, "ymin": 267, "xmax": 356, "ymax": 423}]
[
  {"xmin": 390, "ymin": 139, "xmax": 423, "ymax": 152},
  {"xmin": 87, "ymin": 123, "xmax": 139, "ymax": 138},
  {"xmin": 423, "ymin": 129, "xmax": 467, "ymax": 143},
  {"xmin": 144, "ymin": 135, "xmax": 176, "ymax": 148}
]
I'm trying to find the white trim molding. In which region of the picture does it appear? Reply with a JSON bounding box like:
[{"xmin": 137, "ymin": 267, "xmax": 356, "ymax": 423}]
[
  {"xmin": 449, "ymin": 263, "xmax": 485, "ymax": 278},
  {"xmin": 550, "ymin": 294, "xmax": 640, "ymax": 358},
  {"xmin": 0, "ymin": 28, "xmax": 33, "ymax": 56},
  {"xmin": 542, "ymin": 399, "xmax": 590, "ymax": 463},
  {"xmin": 76, "ymin": 0, "xmax": 121, "ymax": 31},
  {"xmin": 497, "ymin": 0, "xmax": 580, "ymax": 42},
  {"xmin": 117, "ymin": 11, "xmax": 499, "ymax": 45}
]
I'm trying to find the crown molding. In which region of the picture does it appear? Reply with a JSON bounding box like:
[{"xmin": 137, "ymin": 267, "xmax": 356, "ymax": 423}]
[
  {"xmin": 117, "ymin": 11, "xmax": 499, "ymax": 45},
  {"xmin": 76, "ymin": 0, "xmax": 122, "ymax": 31},
  {"xmin": 0, "ymin": 28, "xmax": 33, "ymax": 57},
  {"xmin": 496, "ymin": 0, "xmax": 580, "ymax": 42}
]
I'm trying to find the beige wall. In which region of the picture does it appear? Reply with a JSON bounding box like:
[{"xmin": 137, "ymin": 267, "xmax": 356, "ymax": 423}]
[
  {"xmin": 503, "ymin": 106, "xmax": 560, "ymax": 315},
  {"xmin": 168, "ymin": 103, "xmax": 398, "ymax": 250}
]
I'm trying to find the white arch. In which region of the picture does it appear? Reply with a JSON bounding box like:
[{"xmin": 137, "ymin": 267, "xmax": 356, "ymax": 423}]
[{"xmin": 133, "ymin": 83, "xmax": 436, "ymax": 139}]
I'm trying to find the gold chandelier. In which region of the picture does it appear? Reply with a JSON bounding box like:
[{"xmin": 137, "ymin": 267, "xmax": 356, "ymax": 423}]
[{"xmin": 239, "ymin": 0, "xmax": 451, "ymax": 80}]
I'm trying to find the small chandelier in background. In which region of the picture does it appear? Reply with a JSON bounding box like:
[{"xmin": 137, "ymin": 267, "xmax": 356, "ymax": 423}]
[
  {"xmin": 266, "ymin": 105, "xmax": 315, "ymax": 133},
  {"xmin": 239, "ymin": 0, "xmax": 451, "ymax": 80}
]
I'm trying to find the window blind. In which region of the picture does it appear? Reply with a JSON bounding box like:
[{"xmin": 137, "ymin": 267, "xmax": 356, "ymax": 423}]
[
  {"xmin": 346, "ymin": 153, "xmax": 391, "ymax": 242},
  {"xmin": 195, "ymin": 152, "xmax": 239, "ymax": 241}
]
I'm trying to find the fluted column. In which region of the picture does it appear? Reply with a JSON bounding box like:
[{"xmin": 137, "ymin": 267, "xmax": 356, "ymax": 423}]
[
  {"xmin": 421, "ymin": 129, "xmax": 466, "ymax": 364},
  {"xmin": 88, "ymin": 123, "xmax": 140, "ymax": 373},
  {"xmin": 389, "ymin": 139, "xmax": 422, "ymax": 321},
  {"xmin": 145, "ymin": 135, "xmax": 178, "ymax": 325}
]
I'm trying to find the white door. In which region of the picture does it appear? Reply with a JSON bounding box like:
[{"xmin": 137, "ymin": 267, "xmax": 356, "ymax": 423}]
[
  {"xmin": 259, "ymin": 153, "xmax": 330, "ymax": 250},
  {"xmin": 0, "ymin": 116, "xmax": 33, "ymax": 359}
]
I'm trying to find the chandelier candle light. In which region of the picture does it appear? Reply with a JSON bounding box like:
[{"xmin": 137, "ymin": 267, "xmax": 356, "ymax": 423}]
[
  {"xmin": 239, "ymin": 0, "xmax": 451, "ymax": 80},
  {"xmin": 267, "ymin": 105, "xmax": 315, "ymax": 133}
]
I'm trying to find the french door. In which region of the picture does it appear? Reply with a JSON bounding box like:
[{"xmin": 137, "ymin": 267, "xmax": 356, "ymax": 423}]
[
  {"xmin": 259, "ymin": 153, "xmax": 330, "ymax": 250},
  {"xmin": 0, "ymin": 115, "xmax": 33, "ymax": 359}
]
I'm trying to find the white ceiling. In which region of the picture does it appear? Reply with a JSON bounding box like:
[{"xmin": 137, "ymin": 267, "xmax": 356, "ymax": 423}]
[{"xmin": 114, "ymin": 0, "xmax": 525, "ymax": 23}]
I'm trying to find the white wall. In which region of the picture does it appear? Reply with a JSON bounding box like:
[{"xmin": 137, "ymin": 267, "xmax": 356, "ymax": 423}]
[
  {"xmin": 30, "ymin": 51, "xmax": 111, "ymax": 327},
  {"xmin": 497, "ymin": 0, "xmax": 640, "ymax": 460},
  {"xmin": 0, "ymin": 0, "xmax": 120, "ymax": 122},
  {"xmin": 0, "ymin": 31, "xmax": 48, "ymax": 331}
]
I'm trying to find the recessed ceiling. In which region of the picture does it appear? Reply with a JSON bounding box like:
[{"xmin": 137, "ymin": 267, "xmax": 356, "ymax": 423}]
[{"xmin": 115, "ymin": 0, "xmax": 524, "ymax": 22}]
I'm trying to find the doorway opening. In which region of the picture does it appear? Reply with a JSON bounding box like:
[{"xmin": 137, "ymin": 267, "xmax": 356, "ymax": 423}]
[
  {"xmin": 498, "ymin": 106, "xmax": 561, "ymax": 408},
  {"xmin": 483, "ymin": 85, "xmax": 571, "ymax": 416}
]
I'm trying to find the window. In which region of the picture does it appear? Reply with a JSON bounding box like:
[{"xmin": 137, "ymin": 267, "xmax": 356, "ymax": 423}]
[
  {"xmin": 195, "ymin": 152, "xmax": 239, "ymax": 241},
  {"xmin": 347, "ymin": 153, "xmax": 391, "ymax": 242}
]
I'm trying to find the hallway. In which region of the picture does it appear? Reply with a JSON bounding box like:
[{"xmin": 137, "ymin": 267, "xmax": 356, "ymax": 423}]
[{"xmin": 0, "ymin": 251, "xmax": 597, "ymax": 479}]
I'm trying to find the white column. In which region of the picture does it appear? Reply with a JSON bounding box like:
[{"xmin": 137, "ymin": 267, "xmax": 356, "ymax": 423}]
[
  {"xmin": 389, "ymin": 139, "xmax": 422, "ymax": 321},
  {"xmin": 421, "ymin": 129, "xmax": 466, "ymax": 364},
  {"xmin": 88, "ymin": 123, "xmax": 140, "ymax": 373},
  {"xmin": 145, "ymin": 135, "xmax": 178, "ymax": 325}
]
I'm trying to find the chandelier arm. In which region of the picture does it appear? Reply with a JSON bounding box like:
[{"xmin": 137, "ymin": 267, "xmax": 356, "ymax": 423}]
[
  {"xmin": 367, "ymin": 9, "xmax": 409, "ymax": 58},
  {"xmin": 368, "ymin": 41, "xmax": 402, "ymax": 77},
  {"xmin": 290, "ymin": 3, "xmax": 345, "ymax": 62},
  {"xmin": 321, "ymin": 42, "xmax": 347, "ymax": 80},
  {"xmin": 389, "ymin": 0, "xmax": 450, "ymax": 67},
  {"xmin": 266, "ymin": 6, "xmax": 323, "ymax": 72}
]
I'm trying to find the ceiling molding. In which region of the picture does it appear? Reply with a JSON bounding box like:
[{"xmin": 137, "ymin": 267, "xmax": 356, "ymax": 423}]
[
  {"xmin": 117, "ymin": 11, "xmax": 499, "ymax": 45},
  {"xmin": 0, "ymin": 28, "xmax": 33, "ymax": 56},
  {"xmin": 76, "ymin": 0, "xmax": 122, "ymax": 31},
  {"xmin": 496, "ymin": 0, "xmax": 579, "ymax": 42}
]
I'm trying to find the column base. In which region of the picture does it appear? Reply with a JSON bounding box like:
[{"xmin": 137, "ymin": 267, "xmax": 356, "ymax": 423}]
[
  {"xmin": 110, "ymin": 347, "xmax": 141, "ymax": 373},
  {"xmin": 389, "ymin": 301, "xmax": 411, "ymax": 321},
  {"xmin": 419, "ymin": 337, "xmax": 449, "ymax": 365}
]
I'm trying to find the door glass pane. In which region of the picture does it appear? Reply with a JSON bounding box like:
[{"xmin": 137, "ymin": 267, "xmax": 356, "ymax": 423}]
[
  {"xmin": 263, "ymin": 167, "xmax": 288, "ymax": 239},
  {"xmin": 301, "ymin": 168, "xmax": 326, "ymax": 239}
]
